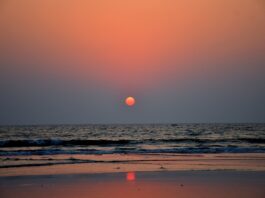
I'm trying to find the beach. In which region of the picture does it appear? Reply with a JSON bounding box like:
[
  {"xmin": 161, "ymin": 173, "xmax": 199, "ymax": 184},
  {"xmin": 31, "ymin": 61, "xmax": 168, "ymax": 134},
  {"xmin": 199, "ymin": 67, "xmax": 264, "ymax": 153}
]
[
  {"xmin": 1, "ymin": 153, "xmax": 265, "ymax": 176},
  {"xmin": 1, "ymin": 124, "xmax": 264, "ymax": 197},
  {"xmin": 1, "ymin": 0, "xmax": 265, "ymax": 197},
  {"xmin": 1, "ymin": 153, "xmax": 265, "ymax": 198},
  {"xmin": 1, "ymin": 170, "xmax": 265, "ymax": 198}
]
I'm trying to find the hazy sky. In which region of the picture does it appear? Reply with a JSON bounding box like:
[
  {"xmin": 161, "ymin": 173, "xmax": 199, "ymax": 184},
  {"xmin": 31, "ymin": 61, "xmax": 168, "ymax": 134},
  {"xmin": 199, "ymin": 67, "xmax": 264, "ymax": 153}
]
[{"xmin": 0, "ymin": 0, "xmax": 265, "ymax": 124}]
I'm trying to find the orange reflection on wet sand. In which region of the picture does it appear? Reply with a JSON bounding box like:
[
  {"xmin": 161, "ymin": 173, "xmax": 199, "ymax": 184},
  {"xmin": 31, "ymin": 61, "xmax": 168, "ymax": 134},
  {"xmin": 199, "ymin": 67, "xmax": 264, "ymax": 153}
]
[
  {"xmin": 126, "ymin": 172, "xmax": 135, "ymax": 181},
  {"xmin": 1, "ymin": 171, "xmax": 265, "ymax": 198}
]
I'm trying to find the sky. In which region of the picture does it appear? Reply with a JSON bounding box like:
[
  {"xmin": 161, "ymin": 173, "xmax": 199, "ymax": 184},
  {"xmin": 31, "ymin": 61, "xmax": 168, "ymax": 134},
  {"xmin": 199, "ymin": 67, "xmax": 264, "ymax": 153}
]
[{"xmin": 0, "ymin": 0, "xmax": 265, "ymax": 124}]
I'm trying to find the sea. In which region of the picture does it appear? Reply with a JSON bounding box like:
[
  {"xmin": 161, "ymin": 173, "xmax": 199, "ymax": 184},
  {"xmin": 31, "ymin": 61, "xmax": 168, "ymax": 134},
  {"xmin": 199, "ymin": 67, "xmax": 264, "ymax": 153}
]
[{"xmin": 0, "ymin": 123, "xmax": 264, "ymax": 157}]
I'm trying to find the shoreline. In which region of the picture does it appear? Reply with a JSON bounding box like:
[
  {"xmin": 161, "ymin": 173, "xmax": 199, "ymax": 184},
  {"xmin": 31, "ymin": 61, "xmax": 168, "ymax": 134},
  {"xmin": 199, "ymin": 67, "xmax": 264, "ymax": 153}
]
[
  {"xmin": 1, "ymin": 153, "xmax": 265, "ymax": 198},
  {"xmin": 1, "ymin": 153, "xmax": 265, "ymax": 177}
]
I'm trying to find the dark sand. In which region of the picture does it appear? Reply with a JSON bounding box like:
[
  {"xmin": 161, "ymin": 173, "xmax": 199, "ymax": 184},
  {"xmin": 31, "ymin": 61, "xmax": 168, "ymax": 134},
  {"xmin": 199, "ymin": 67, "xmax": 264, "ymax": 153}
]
[{"xmin": 0, "ymin": 171, "xmax": 265, "ymax": 198}]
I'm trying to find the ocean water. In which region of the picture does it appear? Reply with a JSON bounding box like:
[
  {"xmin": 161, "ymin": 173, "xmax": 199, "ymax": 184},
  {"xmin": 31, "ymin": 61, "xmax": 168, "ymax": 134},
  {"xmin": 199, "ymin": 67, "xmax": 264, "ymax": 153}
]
[{"xmin": 0, "ymin": 124, "xmax": 264, "ymax": 156}]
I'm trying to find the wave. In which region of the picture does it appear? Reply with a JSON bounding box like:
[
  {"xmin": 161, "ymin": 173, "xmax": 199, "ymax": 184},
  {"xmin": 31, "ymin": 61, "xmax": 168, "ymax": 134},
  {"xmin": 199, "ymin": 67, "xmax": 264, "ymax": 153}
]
[
  {"xmin": 0, "ymin": 139, "xmax": 132, "ymax": 147},
  {"xmin": 0, "ymin": 138, "xmax": 264, "ymax": 148},
  {"xmin": 161, "ymin": 138, "xmax": 265, "ymax": 144},
  {"xmin": 1, "ymin": 146, "xmax": 265, "ymax": 156}
]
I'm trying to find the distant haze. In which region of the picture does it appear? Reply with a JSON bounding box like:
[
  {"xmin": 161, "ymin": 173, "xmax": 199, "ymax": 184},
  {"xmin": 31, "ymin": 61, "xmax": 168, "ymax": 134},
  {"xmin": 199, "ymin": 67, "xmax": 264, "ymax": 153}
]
[{"xmin": 0, "ymin": 0, "xmax": 265, "ymax": 124}]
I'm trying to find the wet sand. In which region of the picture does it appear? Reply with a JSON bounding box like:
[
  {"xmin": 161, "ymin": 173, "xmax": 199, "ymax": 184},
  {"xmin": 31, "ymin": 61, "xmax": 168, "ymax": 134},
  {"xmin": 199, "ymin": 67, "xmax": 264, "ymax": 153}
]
[
  {"xmin": 0, "ymin": 153, "xmax": 265, "ymax": 198},
  {"xmin": 1, "ymin": 153, "xmax": 265, "ymax": 176},
  {"xmin": 0, "ymin": 171, "xmax": 265, "ymax": 198}
]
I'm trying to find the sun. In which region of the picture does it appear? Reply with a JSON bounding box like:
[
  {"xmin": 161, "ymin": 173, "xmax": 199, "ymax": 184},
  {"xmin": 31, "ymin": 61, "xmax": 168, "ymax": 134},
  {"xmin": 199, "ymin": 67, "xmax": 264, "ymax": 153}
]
[{"xmin": 125, "ymin": 96, "xmax": 136, "ymax": 106}]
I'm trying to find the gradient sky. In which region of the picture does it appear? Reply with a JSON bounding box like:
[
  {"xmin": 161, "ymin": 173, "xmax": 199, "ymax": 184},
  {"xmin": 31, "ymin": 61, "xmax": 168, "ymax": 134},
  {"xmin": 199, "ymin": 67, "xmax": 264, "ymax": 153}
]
[{"xmin": 0, "ymin": 0, "xmax": 265, "ymax": 124}]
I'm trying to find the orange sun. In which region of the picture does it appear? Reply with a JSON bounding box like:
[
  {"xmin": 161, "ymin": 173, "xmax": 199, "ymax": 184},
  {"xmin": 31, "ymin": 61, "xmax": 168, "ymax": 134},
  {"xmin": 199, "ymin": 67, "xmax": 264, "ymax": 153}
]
[{"xmin": 125, "ymin": 96, "xmax": 136, "ymax": 106}]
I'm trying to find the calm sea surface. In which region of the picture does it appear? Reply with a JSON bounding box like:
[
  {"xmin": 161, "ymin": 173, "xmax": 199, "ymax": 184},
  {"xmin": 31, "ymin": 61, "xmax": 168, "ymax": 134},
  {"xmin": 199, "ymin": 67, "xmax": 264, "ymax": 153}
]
[{"xmin": 0, "ymin": 124, "xmax": 264, "ymax": 156}]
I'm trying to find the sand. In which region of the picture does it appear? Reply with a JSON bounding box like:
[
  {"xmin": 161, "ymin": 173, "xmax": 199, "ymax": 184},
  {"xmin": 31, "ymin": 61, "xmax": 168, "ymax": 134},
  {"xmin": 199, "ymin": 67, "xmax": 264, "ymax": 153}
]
[
  {"xmin": 1, "ymin": 153, "xmax": 265, "ymax": 176},
  {"xmin": 0, "ymin": 171, "xmax": 265, "ymax": 198},
  {"xmin": 0, "ymin": 153, "xmax": 265, "ymax": 198}
]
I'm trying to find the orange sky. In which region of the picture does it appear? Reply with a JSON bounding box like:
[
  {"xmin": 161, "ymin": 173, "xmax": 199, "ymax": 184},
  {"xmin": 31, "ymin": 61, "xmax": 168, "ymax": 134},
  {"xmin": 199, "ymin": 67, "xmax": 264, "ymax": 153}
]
[
  {"xmin": 0, "ymin": 0, "xmax": 265, "ymax": 124},
  {"xmin": 1, "ymin": 0, "xmax": 265, "ymax": 90}
]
